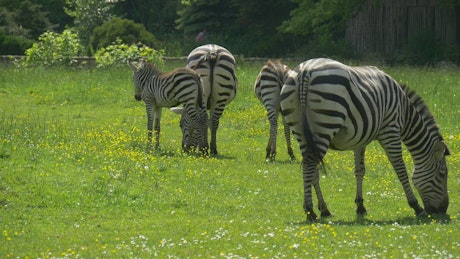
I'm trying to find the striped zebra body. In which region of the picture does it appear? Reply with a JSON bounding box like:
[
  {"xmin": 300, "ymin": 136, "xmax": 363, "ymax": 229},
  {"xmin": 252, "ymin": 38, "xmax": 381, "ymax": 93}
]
[
  {"xmin": 280, "ymin": 58, "xmax": 450, "ymax": 221},
  {"xmin": 186, "ymin": 44, "xmax": 237, "ymax": 156},
  {"xmin": 254, "ymin": 60, "xmax": 295, "ymax": 161},
  {"xmin": 129, "ymin": 61, "xmax": 208, "ymax": 153}
]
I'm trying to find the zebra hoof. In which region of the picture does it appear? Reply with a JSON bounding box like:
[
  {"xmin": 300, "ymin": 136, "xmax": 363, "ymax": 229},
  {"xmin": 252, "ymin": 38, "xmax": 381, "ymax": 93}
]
[
  {"xmin": 416, "ymin": 209, "xmax": 428, "ymax": 217},
  {"xmin": 199, "ymin": 146, "xmax": 209, "ymax": 156},
  {"xmin": 321, "ymin": 210, "xmax": 332, "ymax": 218},
  {"xmin": 306, "ymin": 211, "xmax": 318, "ymax": 222},
  {"xmin": 265, "ymin": 155, "xmax": 276, "ymax": 162},
  {"xmin": 356, "ymin": 205, "xmax": 367, "ymax": 215}
]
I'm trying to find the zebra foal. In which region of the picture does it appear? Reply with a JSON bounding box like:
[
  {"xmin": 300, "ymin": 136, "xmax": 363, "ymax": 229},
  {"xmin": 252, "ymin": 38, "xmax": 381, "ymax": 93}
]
[
  {"xmin": 280, "ymin": 58, "xmax": 450, "ymax": 221},
  {"xmin": 128, "ymin": 60, "xmax": 208, "ymax": 153},
  {"xmin": 254, "ymin": 60, "xmax": 296, "ymax": 161},
  {"xmin": 173, "ymin": 44, "xmax": 237, "ymax": 156}
]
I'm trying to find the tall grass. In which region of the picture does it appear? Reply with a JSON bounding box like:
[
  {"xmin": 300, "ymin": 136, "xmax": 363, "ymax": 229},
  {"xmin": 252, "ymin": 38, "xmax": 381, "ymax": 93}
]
[{"xmin": 0, "ymin": 61, "xmax": 459, "ymax": 258}]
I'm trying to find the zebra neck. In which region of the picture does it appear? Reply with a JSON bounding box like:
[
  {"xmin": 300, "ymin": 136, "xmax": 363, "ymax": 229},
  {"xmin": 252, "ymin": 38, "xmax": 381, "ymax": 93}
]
[{"xmin": 401, "ymin": 107, "xmax": 443, "ymax": 169}]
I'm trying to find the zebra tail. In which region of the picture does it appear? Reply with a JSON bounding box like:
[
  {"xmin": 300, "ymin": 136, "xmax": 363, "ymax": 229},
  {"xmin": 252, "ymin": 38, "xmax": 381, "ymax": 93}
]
[
  {"xmin": 299, "ymin": 72, "xmax": 324, "ymax": 168},
  {"xmin": 192, "ymin": 51, "xmax": 217, "ymax": 109},
  {"xmin": 191, "ymin": 51, "xmax": 218, "ymax": 70}
]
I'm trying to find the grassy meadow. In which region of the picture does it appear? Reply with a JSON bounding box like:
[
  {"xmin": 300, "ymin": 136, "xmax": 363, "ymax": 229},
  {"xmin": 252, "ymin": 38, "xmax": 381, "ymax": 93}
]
[{"xmin": 0, "ymin": 60, "xmax": 459, "ymax": 258}]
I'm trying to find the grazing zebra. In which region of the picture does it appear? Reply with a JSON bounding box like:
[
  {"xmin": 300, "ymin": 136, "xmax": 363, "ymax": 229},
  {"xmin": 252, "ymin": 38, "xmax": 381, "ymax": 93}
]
[
  {"xmin": 173, "ymin": 44, "xmax": 237, "ymax": 156},
  {"xmin": 128, "ymin": 60, "xmax": 208, "ymax": 153},
  {"xmin": 280, "ymin": 58, "xmax": 450, "ymax": 221},
  {"xmin": 254, "ymin": 60, "xmax": 296, "ymax": 161}
]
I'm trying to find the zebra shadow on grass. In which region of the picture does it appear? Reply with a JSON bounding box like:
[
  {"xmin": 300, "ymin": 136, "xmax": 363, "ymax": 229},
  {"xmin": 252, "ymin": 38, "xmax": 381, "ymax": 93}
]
[
  {"xmin": 288, "ymin": 213, "xmax": 452, "ymax": 226},
  {"xmin": 129, "ymin": 141, "xmax": 238, "ymax": 160}
]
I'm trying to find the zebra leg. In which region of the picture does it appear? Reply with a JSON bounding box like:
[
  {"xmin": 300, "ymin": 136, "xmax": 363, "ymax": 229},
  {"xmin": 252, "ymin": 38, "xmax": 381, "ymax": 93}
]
[
  {"xmin": 145, "ymin": 104, "xmax": 154, "ymax": 150},
  {"xmin": 302, "ymin": 155, "xmax": 319, "ymax": 221},
  {"xmin": 380, "ymin": 139, "xmax": 426, "ymax": 216},
  {"xmin": 353, "ymin": 147, "xmax": 367, "ymax": 215},
  {"xmin": 198, "ymin": 109, "xmax": 209, "ymax": 155},
  {"xmin": 283, "ymin": 122, "xmax": 296, "ymax": 161},
  {"xmin": 265, "ymin": 114, "xmax": 278, "ymax": 161},
  {"xmin": 153, "ymin": 107, "xmax": 162, "ymax": 150},
  {"xmin": 209, "ymin": 109, "xmax": 222, "ymax": 156},
  {"xmin": 312, "ymin": 166, "xmax": 331, "ymax": 217}
]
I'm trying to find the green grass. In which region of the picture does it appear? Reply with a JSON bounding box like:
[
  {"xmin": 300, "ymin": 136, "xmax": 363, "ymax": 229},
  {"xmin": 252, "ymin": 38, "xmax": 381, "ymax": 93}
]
[{"xmin": 0, "ymin": 61, "xmax": 459, "ymax": 258}]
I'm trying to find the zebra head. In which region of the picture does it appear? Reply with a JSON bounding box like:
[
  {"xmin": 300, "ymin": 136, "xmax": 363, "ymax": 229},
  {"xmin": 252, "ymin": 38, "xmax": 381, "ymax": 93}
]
[
  {"xmin": 128, "ymin": 61, "xmax": 144, "ymax": 101},
  {"xmin": 170, "ymin": 107, "xmax": 208, "ymax": 153},
  {"xmin": 413, "ymin": 141, "xmax": 450, "ymax": 214}
]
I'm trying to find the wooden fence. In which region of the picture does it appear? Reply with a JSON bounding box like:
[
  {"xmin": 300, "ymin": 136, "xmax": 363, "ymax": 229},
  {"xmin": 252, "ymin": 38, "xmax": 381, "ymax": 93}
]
[{"xmin": 346, "ymin": 0, "xmax": 458, "ymax": 55}]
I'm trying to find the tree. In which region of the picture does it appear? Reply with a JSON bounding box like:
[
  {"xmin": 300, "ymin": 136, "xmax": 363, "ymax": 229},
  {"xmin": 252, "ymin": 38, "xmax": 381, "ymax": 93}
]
[
  {"xmin": 0, "ymin": 0, "xmax": 55, "ymax": 39},
  {"xmin": 113, "ymin": 0, "xmax": 180, "ymax": 37},
  {"xmin": 176, "ymin": 0, "xmax": 238, "ymax": 36},
  {"xmin": 90, "ymin": 18, "xmax": 158, "ymax": 53},
  {"xmin": 16, "ymin": 0, "xmax": 55, "ymax": 39},
  {"xmin": 279, "ymin": 0, "xmax": 363, "ymax": 39},
  {"xmin": 65, "ymin": 0, "xmax": 119, "ymax": 50},
  {"xmin": 230, "ymin": 0, "xmax": 295, "ymax": 56},
  {"xmin": 278, "ymin": 0, "xmax": 363, "ymax": 57}
]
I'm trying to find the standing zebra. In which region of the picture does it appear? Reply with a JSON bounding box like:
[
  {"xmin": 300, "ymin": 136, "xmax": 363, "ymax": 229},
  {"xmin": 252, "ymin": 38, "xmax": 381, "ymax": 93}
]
[
  {"xmin": 173, "ymin": 44, "xmax": 237, "ymax": 156},
  {"xmin": 128, "ymin": 60, "xmax": 208, "ymax": 153},
  {"xmin": 280, "ymin": 58, "xmax": 450, "ymax": 221},
  {"xmin": 254, "ymin": 60, "xmax": 296, "ymax": 161}
]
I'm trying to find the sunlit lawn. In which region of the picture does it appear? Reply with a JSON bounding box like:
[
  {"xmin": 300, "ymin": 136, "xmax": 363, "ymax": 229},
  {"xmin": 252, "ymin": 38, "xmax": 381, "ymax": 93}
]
[{"xmin": 0, "ymin": 60, "xmax": 459, "ymax": 258}]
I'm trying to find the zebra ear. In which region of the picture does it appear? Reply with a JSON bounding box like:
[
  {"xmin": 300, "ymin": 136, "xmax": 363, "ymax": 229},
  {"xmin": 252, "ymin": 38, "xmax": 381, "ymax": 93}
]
[
  {"xmin": 170, "ymin": 107, "xmax": 184, "ymax": 115},
  {"xmin": 128, "ymin": 61, "xmax": 139, "ymax": 72},
  {"xmin": 433, "ymin": 141, "xmax": 449, "ymax": 160}
]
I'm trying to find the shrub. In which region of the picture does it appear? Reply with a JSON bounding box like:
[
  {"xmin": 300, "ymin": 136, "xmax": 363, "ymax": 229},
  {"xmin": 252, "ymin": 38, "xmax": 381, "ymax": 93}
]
[
  {"xmin": 94, "ymin": 38, "xmax": 164, "ymax": 68},
  {"xmin": 0, "ymin": 30, "xmax": 34, "ymax": 55},
  {"xmin": 24, "ymin": 29, "xmax": 82, "ymax": 67},
  {"xmin": 90, "ymin": 18, "xmax": 158, "ymax": 54},
  {"xmin": 400, "ymin": 30, "xmax": 444, "ymax": 65}
]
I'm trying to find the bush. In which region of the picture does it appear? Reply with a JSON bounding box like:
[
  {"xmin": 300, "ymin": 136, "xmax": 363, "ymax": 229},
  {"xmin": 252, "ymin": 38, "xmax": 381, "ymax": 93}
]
[
  {"xmin": 90, "ymin": 18, "xmax": 158, "ymax": 54},
  {"xmin": 94, "ymin": 38, "xmax": 164, "ymax": 68},
  {"xmin": 0, "ymin": 30, "xmax": 34, "ymax": 55},
  {"xmin": 400, "ymin": 30, "xmax": 444, "ymax": 65},
  {"xmin": 24, "ymin": 30, "xmax": 82, "ymax": 67}
]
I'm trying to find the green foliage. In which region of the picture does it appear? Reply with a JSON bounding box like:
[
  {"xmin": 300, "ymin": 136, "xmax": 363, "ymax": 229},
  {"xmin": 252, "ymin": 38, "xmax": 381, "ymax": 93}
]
[
  {"xmin": 292, "ymin": 34, "xmax": 358, "ymax": 59},
  {"xmin": 279, "ymin": 0, "xmax": 364, "ymax": 58},
  {"xmin": 176, "ymin": 0, "xmax": 238, "ymax": 35},
  {"xmin": 65, "ymin": 0, "xmax": 119, "ymax": 49},
  {"xmin": 24, "ymin": 29, "xmax": 82, "ymax": 66},
  {"xmin": 0, "ymin": 29, "xmax": 34, "ymax": 55},
  {"xmin": 15, "ymin": 0, "xmax": 55, "ymax": 39},
  {"xmin": 400, "ymin": 30, "xmax": 445, "ymax": 66},
  {"xmin": 112, "ymin": 0, "xmax": 180, "ymax": 36},
  {"xmin": 280, "ymin": 0, "xmax": 363, "ymax": 37},
  {"xmin": 90, "ymin": 18, "xmax": 158, "ymax": 54},
  {"xmin": 0, "ymin": 1, "xmax": 58, "ymax": 42},
  {"xmin": 94, "ymin": 38, "xmax": 164, "ymax": 68}
]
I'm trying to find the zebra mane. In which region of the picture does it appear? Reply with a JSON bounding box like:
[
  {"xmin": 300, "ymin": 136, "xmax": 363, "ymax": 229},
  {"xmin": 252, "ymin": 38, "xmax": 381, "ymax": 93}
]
[
  {"xmin": 141, "ymin": 61, "xmax": 162, "ymax": 75},
  {"xmin": 265, "ymin": 60, "xmax": 290, "ymax": 82},
  {"xmin": 401, "ymin": 84, "xmax": 440, "ymax": 135}
]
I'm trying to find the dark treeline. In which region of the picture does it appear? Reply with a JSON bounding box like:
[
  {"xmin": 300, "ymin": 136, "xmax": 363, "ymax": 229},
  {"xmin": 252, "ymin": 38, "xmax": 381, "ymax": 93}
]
[{"xmin": 1, "ymin": 0, "xmax": 459, "ymax": 64}]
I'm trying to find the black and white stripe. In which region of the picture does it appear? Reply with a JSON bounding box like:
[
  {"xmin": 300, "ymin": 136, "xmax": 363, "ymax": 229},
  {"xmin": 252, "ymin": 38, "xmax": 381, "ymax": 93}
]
[
  {"xmin": 129, "ymin": 61, "xmax": 208, "ymax": 153},
  {"xmin": 186, "ymin": 44, "xmax": 237, "ymax": 156},
  {"xmin": 254, "ymin": 60, "xmax": 295, "ymax": 161},
  {"xmin": 280, "ymin": 58, "xmax": 450, "ymax": 221}
]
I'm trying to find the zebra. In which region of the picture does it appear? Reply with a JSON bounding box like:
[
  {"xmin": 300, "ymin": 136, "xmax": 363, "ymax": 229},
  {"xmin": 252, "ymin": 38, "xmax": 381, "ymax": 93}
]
[
  {"xmin": 172, "ymin": 44, "xmax": 237, "ymax": 156},
  {"xmin": 128, "ymin": 60, "xmax": 208, "ymax": 153},
  {"xmin": 254, "ymin": 60, "xmax": 296, "ymax": 161},
  {"xmin": 280, "ymin": 58, "xmax": 450, "ymax": 221}
]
